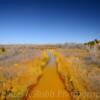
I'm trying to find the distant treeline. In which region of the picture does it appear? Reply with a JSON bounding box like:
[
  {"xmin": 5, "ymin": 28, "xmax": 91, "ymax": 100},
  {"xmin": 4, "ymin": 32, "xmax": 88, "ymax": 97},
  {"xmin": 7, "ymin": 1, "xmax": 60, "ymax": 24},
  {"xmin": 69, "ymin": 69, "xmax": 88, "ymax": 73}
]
[{"xmin": 84, "ymin": 39, "xmax": 100, "ymax": 46}]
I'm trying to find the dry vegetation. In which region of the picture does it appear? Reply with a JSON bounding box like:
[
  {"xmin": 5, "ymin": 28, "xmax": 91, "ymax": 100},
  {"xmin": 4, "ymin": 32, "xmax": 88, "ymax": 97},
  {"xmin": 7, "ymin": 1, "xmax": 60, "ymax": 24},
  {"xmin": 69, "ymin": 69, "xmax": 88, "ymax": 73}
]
[
  {"xmin": 0, "ymin": 46, "xmax": 49, "ymax": 100},
  {"xmin": 52, "ymin": 42, "xmax": 100, "ymax": 100},
  {"xmin": 0, "ymin": 42, "xmax": 100, "ymax": 100}
]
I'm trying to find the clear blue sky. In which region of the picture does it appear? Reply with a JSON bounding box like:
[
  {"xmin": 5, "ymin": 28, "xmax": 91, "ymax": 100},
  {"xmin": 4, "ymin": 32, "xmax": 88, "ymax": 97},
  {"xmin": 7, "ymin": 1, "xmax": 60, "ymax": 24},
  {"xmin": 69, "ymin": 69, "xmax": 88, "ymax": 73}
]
[{"xmin": 0, "ymin": 0, "xmax": 100, "ymax": 44}]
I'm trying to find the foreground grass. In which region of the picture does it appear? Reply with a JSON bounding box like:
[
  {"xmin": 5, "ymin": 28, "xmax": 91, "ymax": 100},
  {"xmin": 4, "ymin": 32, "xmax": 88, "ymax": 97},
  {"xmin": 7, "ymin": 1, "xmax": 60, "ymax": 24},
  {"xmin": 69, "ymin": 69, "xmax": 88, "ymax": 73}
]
[
  {"xmin": 0, "ymin": 47, "xmax": 100, "ymax": 100},
  {"xmin": 52, "ymin": 49, "xmax": 100, "ymax": 100},
  {"xmin": 0, "ymin": 50, "xmax": 49, "ymax": 100}
]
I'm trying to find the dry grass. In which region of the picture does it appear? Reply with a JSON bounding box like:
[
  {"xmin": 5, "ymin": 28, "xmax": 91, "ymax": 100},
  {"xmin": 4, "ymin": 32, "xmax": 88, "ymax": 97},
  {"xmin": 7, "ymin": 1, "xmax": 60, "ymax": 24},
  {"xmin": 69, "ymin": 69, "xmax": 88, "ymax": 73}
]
[
  {"xmin": 0, "ymin": 50, "xmax": 49, "ymax": 100},
  {"xmin": 53, "ymin": 48, "xmax": 100, "ymax": 100},
  {"xmin": 0, "ymin": 45, "xmax": 100, "ymax": 100}
]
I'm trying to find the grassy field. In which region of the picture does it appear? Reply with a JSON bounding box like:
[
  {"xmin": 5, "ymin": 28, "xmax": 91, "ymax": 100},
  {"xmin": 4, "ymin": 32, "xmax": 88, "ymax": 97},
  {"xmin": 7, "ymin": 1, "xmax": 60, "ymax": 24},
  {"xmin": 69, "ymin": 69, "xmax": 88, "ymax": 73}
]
[{"xmin": 0, "ymin": 44, "xmax": 100, "ymax": 100}]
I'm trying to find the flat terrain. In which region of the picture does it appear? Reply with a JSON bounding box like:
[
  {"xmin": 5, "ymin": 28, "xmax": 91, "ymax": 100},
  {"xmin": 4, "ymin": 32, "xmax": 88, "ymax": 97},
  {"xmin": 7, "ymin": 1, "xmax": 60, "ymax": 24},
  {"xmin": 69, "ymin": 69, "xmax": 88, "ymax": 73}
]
[{"xmin": 0, "ymin": 45, "xmax": 100, "ymax": 100}]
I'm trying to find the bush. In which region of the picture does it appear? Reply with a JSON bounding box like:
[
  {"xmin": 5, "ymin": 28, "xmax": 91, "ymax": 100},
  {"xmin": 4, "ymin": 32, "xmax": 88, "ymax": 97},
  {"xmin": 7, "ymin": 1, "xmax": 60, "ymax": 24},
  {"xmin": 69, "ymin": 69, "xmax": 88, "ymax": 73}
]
[{"xmin": 0, "ymin": 47, "xmax": 6, "ymax": 53}]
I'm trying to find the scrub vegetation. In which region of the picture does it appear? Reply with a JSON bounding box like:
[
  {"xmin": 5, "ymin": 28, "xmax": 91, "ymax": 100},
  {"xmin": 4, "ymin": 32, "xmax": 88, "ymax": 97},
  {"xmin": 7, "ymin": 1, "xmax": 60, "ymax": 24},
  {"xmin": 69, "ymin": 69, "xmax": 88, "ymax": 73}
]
[{"xmin": 0, "ymin": 40, "xmax": 100, "ymax": 100}]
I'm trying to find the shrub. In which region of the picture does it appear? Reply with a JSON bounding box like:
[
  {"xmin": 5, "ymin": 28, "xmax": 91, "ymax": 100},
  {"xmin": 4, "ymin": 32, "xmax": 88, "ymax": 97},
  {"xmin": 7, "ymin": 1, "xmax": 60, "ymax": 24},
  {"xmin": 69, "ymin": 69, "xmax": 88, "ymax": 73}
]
[{"xmin": 0, "ymin": 47, "xmax": 6, "ymax": 54}]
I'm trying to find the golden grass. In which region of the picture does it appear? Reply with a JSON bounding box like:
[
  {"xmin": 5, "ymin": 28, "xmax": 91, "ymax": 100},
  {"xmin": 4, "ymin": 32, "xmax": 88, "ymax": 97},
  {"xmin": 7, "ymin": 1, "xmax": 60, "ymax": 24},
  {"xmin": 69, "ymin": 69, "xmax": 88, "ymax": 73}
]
[
  {"xmin": 52, "ymin": 50, "xmax": 100, "ymax": 100},
  {"xmin": 0, "ymin": 48, "xmax": 100, "ymax": 100},
  {"xmin": 0, "ymin": 50, "xmax": 49, "ymax": 100}
]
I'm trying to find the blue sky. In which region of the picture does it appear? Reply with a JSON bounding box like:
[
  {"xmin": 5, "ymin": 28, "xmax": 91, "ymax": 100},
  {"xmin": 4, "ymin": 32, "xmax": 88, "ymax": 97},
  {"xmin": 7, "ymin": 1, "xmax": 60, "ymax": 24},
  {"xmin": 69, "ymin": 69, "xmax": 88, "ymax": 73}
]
[{"xmin": 0, "ymin": 0, "xmax": 100, "ymax": 44}]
